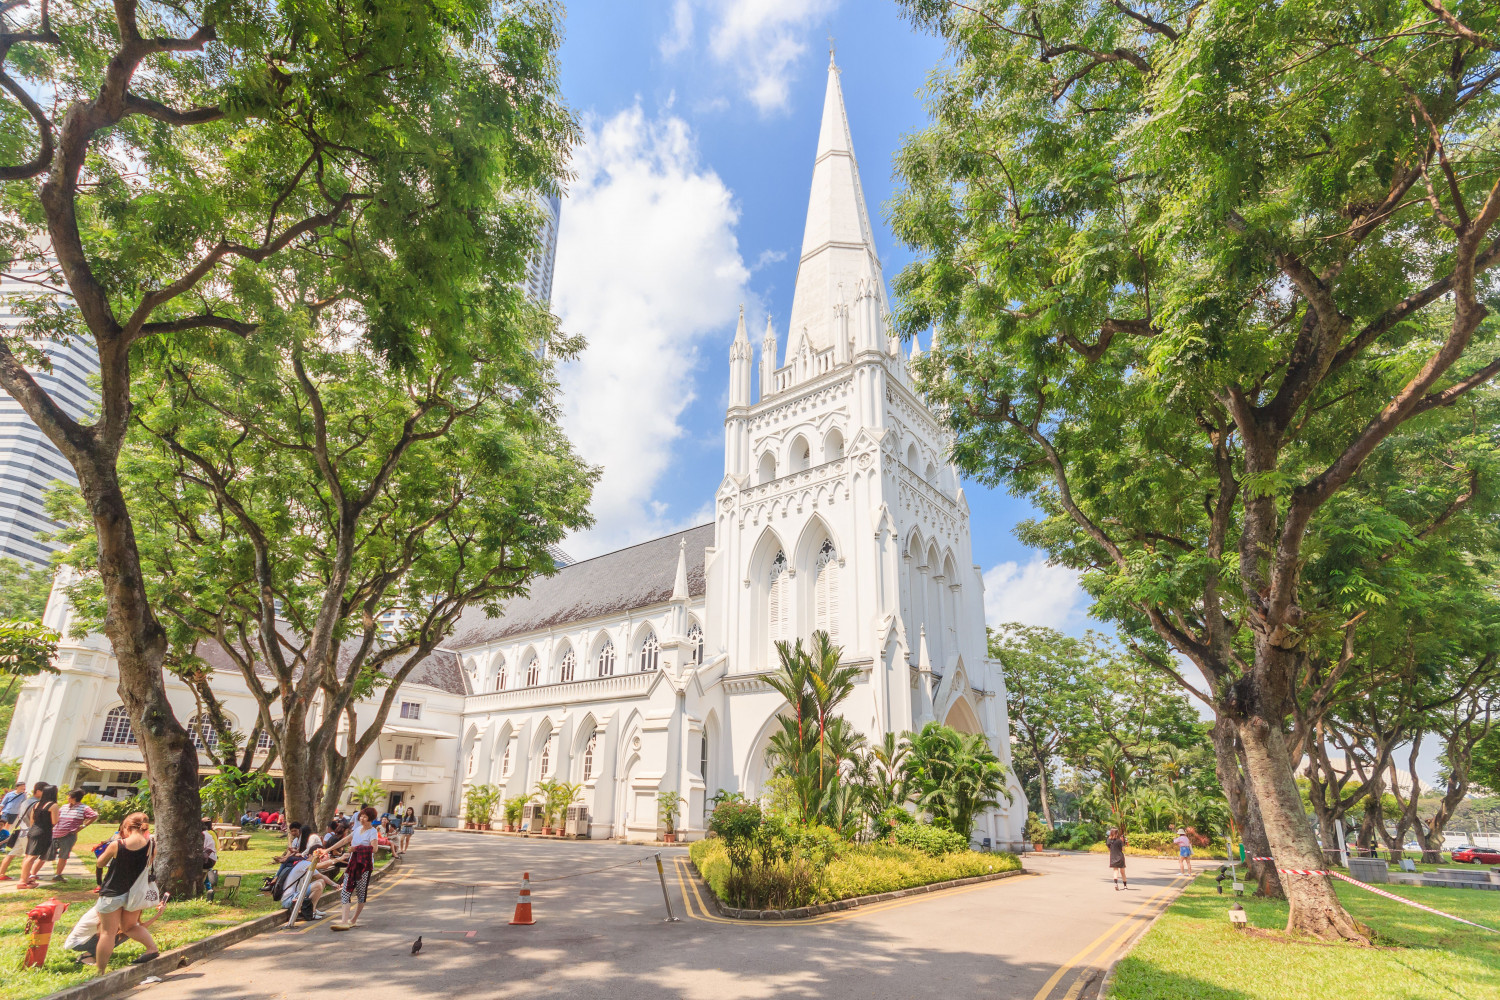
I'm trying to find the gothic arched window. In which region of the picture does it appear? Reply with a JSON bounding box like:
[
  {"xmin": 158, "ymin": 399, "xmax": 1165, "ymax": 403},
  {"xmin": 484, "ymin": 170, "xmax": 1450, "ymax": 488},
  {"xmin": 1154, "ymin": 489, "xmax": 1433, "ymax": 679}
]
[
  {"xmin": 524, "ymin": 656, "xmax": 540, "ymax": 687},
  {"xmin": 814, "ymin": 539, "xmax": 840, "ymax": 640},
  {"xmin": 639, "ymin": 630, "xmax": 660, "ymax": 672},
  {"xmin": 559, "ymin": 646, "xmax": 576, "ymax": 683},
  {"xmin": 582, "ymin": 727, "xmax": 598, "ymax": 782},
  {"xmin": 596, "ymin": 637, "xmax": 616, "ymax": 677},
  {"xmin": 101, "ymin": 706, "xmax": 136, "ymax": 746},
  {"xmin": 768, "ymin": 550, "xmax": 789, "ymax": 654},
  {"xmin": 688, "ymin": 621, "xmax": 704, "ymax": 665},
  {"xmin": 700, "ymin": 733, "xmax": 709, "ymax": 779},
  {"xmin": 502, "ymin": 740, "xmax": 512, "ymax": 777},
  {"xmin": 187, "ymin": 714, "xmax": 219, "ymax": 751},
  {"xmin": 494, "ymin": 655, "xmax": 507, "ymax": 691},
  {"xmin": 539, "ymin": 740, "xmax": 551, "ymax": 778}
]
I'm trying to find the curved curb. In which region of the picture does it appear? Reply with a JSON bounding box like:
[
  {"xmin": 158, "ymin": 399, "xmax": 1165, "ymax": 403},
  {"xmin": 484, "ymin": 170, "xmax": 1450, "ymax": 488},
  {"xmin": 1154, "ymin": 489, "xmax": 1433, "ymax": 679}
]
[
  {"xmin": 691, "ymin": 863, "xmax": 1027, "ymax": 920},
  {"xmin": 39, "ymin": 853, "xmax": 402, "ymax": 1000}
]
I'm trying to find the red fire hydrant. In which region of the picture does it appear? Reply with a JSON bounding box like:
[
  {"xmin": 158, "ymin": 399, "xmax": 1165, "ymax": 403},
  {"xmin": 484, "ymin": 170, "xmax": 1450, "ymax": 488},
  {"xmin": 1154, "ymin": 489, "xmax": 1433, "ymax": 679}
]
[{"xmin": 23, "ymin": 897, "xmax": 70, "ymax": 968}]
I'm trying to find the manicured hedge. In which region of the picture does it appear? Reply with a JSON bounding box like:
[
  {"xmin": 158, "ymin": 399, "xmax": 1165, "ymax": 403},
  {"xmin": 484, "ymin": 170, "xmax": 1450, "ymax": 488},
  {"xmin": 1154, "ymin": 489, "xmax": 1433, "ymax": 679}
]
[{"xmin": 690, "ymin": 837, "xmax": 1021, "ymax": 906}]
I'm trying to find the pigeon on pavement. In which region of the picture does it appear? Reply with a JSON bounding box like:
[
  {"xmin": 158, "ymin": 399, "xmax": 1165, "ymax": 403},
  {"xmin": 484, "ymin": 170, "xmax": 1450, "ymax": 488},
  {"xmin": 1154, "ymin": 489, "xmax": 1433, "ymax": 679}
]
[{"xmin": 411, "ymin": 936, "xmax": 423, "ymax": 955}]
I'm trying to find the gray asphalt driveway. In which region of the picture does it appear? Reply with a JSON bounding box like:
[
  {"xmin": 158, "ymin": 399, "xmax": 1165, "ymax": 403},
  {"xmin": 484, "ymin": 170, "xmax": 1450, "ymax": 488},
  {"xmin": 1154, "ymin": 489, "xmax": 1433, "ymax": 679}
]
[{"xmin": 124, "ymin": 832, "xmax": 1188, "ymax": 1000}]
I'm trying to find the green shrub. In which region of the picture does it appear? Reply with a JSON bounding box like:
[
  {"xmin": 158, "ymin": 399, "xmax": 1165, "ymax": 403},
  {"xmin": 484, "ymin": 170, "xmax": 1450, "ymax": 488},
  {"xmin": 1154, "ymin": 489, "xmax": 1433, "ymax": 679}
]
[
  {"xmin": 1024, "ymin": 812, "xmax": 1049, "ymax": 843},
  {"xmin": 892, "ymin": 822, "xmax": 969, "ymax": 856},
  {"xmin": 690, "ymin": 837, "xmax": 1022, "ymax": 906},
  {"xmin": 1048, "ymin": 821, "xmax": 1104, "ymax": 850},
  {"xmin": 84, "ymin": 794, "xmax": 128, "ymax": 825}
]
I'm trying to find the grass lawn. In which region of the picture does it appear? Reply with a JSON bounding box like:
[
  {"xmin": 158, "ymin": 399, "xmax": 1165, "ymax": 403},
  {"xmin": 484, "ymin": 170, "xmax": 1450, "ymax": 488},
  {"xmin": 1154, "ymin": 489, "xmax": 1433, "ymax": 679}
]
[
  {"xmin": 0, "ymin": 825, "xmax": 290, "ymax": 1000},
  {"xmin": 1109, "ymin": 872, "xmax": 1500, "ymax": 1000}
]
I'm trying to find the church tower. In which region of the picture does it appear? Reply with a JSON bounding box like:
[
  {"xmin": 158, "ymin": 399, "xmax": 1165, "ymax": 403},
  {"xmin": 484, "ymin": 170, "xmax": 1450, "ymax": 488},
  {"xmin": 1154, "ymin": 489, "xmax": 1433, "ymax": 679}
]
[{"xmin": 704, "ymin": 53, "xmax": 1018, "ymax": 836}]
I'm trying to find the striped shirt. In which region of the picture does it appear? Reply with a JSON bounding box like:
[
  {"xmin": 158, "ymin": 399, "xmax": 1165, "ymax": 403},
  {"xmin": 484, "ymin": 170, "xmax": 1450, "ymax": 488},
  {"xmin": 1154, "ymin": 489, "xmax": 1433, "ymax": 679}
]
[{"xmin": 52, "ymin": 802, "xmax": 97, "ymax": 837}]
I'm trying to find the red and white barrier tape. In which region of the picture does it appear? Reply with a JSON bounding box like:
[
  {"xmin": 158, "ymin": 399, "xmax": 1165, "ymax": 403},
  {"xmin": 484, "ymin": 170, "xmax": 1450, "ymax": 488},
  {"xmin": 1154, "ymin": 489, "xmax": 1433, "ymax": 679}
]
[
  {"xmin": 1278, "ymin": 868, "xmax": 1330, "ymax": 876},
  {"xmin": 1328, "ymin": 871, "xmax": 1499, "ymax": 933}
]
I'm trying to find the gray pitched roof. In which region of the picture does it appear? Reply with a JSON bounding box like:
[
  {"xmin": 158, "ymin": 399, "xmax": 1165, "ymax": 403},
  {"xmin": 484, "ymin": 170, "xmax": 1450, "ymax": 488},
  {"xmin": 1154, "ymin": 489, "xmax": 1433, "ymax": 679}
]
[
  {"xmin": 448, "ymin": 523, "xmax": 713, "ymax": 648},
  {"xmin": 195, "ymin": 633, "xmax": 469, "ymax": 697}
]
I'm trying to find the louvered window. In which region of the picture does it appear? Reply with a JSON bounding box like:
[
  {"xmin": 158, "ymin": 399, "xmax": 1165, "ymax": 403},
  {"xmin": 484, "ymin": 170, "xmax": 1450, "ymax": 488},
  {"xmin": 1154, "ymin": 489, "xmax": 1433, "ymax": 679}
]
[
  {"xmin": 560, "ymin": 647, "xmax": 576, "ymax": 682},
  {"xmin": 639, "ymin": 631, "xmax": 659, "ymax": 672},
  {"xmin": 597, "ymin": 638, "xmax": 616, "ymax": 677},
  {"xmin": 582, "ymin": 728, "xmax": 597, "ymax": 781},
  {"xmin": 768, "ymin": 550, "xmax": 789, "ymax": 655},
  {"xmin": 814, "ymin": 539, "xmax": 839, "ymax": 640}
]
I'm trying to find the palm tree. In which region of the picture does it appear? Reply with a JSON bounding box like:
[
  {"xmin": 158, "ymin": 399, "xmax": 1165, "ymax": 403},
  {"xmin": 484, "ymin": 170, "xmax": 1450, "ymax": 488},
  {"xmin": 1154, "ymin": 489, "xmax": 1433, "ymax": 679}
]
[
  {"xmin": 864, "ymin": 732, "xmax": 911, "ymax": 814},
  {"xmin": 1092, "ymin": 744, "xmax": 1135, "ymax": 833},
  {"xmin": 806, "ymin": 630, "xmax": 861, "ymax": 787},
  {"xmin": 903, "ymin": 723, "xmax": 1011, "ymax": 840}
]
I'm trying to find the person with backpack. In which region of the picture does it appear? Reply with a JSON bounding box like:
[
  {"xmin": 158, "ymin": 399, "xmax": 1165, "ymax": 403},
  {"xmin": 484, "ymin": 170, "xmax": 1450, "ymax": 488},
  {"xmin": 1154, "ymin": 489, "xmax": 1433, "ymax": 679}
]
[
  {"xmin": 93, "ymin": 812, "xmax": 161, "ymax": 971},
  {"xmin": 0, "ymin": 782, "xmax": 38, "ymax": 881}
]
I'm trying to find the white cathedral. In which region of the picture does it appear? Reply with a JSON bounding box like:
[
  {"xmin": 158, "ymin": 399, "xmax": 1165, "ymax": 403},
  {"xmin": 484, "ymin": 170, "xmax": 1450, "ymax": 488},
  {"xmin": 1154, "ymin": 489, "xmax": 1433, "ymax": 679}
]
[{"xmin": 2, "ymin": 58, "xmax": 1028, "ymax": 850}]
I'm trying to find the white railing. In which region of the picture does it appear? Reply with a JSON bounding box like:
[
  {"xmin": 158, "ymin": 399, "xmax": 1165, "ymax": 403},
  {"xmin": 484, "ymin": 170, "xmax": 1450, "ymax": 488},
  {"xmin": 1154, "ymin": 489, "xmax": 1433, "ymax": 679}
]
[
  {"xmin": 464, "ymin": 669, "xmax": 656, "ymax": 714},
  {"xmin": 772, "ymin": 347, "xmax": 837, "ymax": 393},
  {"xmin": 742, "ymin": 457, "xmax": 847, "ymax": 504},
  {"xmin": 378, "ymin": 760, "xmax": 450, "ymax": 784}
]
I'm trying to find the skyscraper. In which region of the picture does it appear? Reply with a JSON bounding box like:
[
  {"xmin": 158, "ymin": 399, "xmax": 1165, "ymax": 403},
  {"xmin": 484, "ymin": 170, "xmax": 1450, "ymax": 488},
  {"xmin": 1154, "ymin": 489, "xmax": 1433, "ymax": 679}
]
[
  {"xmin": 524, "ymin": 192, "xmax": 560, "ymax": 307},
  {"xmin": 0, "ymin": 272, "xmax": 98, "ymax": 566}
]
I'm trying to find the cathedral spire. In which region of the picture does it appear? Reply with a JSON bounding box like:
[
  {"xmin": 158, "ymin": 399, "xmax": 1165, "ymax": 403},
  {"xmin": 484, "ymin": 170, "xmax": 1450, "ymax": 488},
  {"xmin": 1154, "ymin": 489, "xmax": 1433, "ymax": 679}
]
[
  {"xmin": 785, "ymin": 53, "xmax": 886, "ymax": 357},
  {"xmin": 671, "ymin": 537, "xmax": 690, "ymax": 603},
  {"xmin": 759, "ymin": 314, "xmax": 778, "ymax": 400},
  {"xmin": 729, "ymin": 304, "xmax": 752, "ymax": 408}
]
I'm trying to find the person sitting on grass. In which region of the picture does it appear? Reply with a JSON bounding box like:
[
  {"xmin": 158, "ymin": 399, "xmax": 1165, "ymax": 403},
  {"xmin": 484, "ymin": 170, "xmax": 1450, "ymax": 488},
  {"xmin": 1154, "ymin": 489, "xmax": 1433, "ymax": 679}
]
[{"xmin": 49, "ymin": 788, "xmax": 98, "ymax": 881}]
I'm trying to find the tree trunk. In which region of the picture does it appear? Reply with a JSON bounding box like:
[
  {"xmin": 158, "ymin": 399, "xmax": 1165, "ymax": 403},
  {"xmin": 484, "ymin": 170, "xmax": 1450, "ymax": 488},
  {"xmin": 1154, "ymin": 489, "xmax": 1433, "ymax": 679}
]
[
  {"xmin": 1036, "ymin": 754, "xmax": 1054, "ymax": 827},
  {"xmin": 1209, "ymin": 717, "xmax": 1281, "ymax": 898},
  {"xmin": 82, "ymin": 460, "xmax": 204, "ymax": 898},
  {"xmin": 1237, "ymin": 711, "xmax": 1368, "ymax": 942}
]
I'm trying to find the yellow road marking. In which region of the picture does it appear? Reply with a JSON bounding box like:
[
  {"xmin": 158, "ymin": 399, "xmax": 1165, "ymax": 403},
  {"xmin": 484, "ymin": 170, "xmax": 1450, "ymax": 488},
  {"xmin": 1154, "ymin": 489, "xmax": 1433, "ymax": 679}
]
[
  {"xmin": 1028, "ymin": 876, "xmax": 1186, "ymax": 1000},
  {"xmin": 670, "ymin": 856, "xmax": 1032, "ymax": 926}
]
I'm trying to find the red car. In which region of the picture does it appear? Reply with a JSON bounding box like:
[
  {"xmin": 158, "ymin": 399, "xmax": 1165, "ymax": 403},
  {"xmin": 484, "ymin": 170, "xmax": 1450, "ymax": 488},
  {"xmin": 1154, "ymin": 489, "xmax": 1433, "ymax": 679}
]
[{"xmin": 1451, "ymin": 847, "xmax": 1500, "ymax": 864}]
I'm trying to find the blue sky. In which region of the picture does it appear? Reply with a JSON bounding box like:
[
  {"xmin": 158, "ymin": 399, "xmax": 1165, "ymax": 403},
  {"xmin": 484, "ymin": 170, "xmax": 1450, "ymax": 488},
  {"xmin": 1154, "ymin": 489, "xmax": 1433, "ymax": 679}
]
[{"xmin": 550, "ymin": 0, "xmax": 1092, "ymax": 635}]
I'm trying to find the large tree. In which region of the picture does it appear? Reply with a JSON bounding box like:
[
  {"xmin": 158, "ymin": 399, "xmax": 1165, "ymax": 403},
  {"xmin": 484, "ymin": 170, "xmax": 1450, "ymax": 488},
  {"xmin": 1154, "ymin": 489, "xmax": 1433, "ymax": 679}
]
[
  {"xmin": 0, "ymin": 0, "xmax": 575, "ymax": 894},
  {"xmin": 53, "ymin": 317, "xmax": 594, "ymax": 829},
  {"xmin": 895, "ymin": 0, "xmax": 1500, "ymax": 940}
]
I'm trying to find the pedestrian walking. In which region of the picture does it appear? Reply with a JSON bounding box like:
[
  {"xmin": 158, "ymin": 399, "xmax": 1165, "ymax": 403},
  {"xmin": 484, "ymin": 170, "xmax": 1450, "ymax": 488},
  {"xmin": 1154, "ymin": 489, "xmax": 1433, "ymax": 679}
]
[
  {"xmin": 1173, "ymin": 828, "xmax": 1194, "ymax": 876},
  {"xmin": 398, "ymin": 806, "xmax": 416, "ymax": 857},
  {"xmin": 1106, "ymin": 827, "xmax": 1129, "ymax": 890},
  {"xmin": 92, "ymin": 812, "xmax": 161, "ymax": 971},
  {"xmin": 326, "ymin": 805, "xmax": 379, "ymax": 929},
  {"xmin": 0, "ymin": 781, "xmax": 38, "ymax": 881},
  {"xmin": 50, "ymin": 788, "xmax": 98, "ymax": 880},
  {"xmin": 18, "ymin": 783, "xmax": 60, "ymax": 888}
]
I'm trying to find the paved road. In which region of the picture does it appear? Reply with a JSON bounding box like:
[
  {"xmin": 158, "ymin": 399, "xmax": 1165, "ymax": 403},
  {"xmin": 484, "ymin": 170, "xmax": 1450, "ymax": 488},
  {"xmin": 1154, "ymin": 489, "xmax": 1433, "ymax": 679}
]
[{"xmin": 128, "ymin": 833, "xmax": 1189, "ymax": 1000}]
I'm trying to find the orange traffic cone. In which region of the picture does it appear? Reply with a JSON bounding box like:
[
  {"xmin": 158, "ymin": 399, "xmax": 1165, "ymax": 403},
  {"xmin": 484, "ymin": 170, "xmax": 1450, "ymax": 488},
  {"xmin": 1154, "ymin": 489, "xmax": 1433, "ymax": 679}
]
[{"xmin": 509, "ymin": 871, "xmax": 536, "ymax": 925}]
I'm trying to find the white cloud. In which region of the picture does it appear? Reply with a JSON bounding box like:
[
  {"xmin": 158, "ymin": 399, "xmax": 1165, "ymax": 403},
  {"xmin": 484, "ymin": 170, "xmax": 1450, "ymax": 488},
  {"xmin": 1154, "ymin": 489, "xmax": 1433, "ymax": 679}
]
[
  {"xmin": 663, "ymin": 0, "xmax": 840, "ymax": 114},
  {"xmin": 754, "ymin": 248, "xmax": 787, "ymax": 270},
  {"xmin": 553, "ymin": 106, "xmax": 750, "ymax": 558},
  {"xmin": 982, "ymin": 557, "xmax": 1089, "ymax": 631}
]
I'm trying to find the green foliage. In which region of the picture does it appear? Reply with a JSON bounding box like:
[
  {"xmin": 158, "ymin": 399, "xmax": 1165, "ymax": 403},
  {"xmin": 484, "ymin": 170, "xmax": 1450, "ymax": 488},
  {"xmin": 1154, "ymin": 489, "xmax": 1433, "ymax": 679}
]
[
  {"xmin": 893, "ymin": 0, "xmax": 1500, "ymax": 933},
  {"xmin": 200, "ymin": 766, "xmax": 275, "ymax": 823},
  {"xmin": 1024, "ymin": 812, "xmax": 1049, "ymax": 843},
  {"xmin": 125, "ymin": 778, "xmax": 153, "ymax": 821},
  {"xmin": 0, "ymin": 620, "xmax": 58, "ymax": 690},
  {"xmin": 0, "ymin": 559, "xmax": 51, "ymax": 623},
  {"xmin": 891, "ymin": 823, "xmax": 970, "ymax": 857},
  {"xmin": 902, "ymin": 722, "xmax": 1010, "ymax": 841},
  {"xmin": 656, "ymin": 789, "xmax": 686, "ymax": 833},
  {"xmin": 463, "ymin": 784, "xmax": 504, "ymax": 828},
  {"xmin": 1473, "ymin": 727, "xmax": 1500, "ymax": 797},
  {"xmin": 91, "ymin": 797, "xmax": 129, "ymax": 825},
  {"xmin": 690, "ymin": 837, "xmax": 1021, "ymax": 907},
  {"xmin": 346, "ymin": 776, "xmax": 386, "ymax": 809},
  {"xmin": 502, "ymin": 794, "xmax": 530, "ymax": 829},
  {"xmin": 0, "ymin": 759, "xmax": 18, "ymax": 789},
  {"xmin": 1047, "ymin": 821, "xmax": 1105, "ymax": 851}
]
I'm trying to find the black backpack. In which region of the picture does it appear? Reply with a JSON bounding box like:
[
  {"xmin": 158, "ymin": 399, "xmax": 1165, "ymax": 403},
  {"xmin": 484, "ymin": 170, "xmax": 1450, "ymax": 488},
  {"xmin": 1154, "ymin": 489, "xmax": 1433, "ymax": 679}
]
[{"xmin": 269, "ymin": 857, "xmax": 302, "ymax": 901}]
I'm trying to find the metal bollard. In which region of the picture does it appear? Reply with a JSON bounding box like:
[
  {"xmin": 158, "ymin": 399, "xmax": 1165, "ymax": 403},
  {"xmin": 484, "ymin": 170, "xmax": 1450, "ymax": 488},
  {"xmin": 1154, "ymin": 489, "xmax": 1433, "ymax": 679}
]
[{"xmin": 654, "ymin": 853, "xmax": 680, "ymax": 922}]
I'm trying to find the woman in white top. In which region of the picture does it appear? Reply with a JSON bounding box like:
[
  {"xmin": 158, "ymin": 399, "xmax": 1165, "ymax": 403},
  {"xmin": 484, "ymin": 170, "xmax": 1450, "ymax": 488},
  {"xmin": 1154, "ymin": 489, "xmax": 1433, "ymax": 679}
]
[{"xmin": 324, "ymin": 806, "xmax": 379, "ymax": 929}]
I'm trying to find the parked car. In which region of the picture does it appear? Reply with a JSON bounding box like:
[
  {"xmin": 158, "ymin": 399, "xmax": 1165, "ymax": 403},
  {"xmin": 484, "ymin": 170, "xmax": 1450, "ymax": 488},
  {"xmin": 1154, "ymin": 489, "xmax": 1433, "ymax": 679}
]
[{"xmin": 1451, "ymin": 846, "xmax": 1500, "ymax": 864}]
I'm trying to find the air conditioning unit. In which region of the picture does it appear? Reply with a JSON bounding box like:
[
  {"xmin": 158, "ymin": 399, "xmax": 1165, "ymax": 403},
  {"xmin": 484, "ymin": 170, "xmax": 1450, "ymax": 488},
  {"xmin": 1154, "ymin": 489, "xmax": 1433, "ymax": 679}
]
[
  {"xmin": 420, "ymin": 802, "xmax": 441, "ymax": 828},
  {"xmin": 565, "ymin": 804, "xmax": 589, "ymax": 838},
  {"xmin": 523, "ymin": 802, "xmax": 547, "ymax": 831}
]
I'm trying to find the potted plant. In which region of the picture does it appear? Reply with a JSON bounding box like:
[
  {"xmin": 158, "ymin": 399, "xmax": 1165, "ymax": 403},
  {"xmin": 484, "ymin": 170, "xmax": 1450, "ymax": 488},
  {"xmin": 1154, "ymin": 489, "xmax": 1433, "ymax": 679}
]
[
  {"xmin": 1025, "ymin": 812, "xmax": 1049, "ymax": 853},
  {"xmin": 463, "ymin": 784, "xmax": 501, "ymax": 829},
  {"xmin": 657, "ymin": 790, "xmax": 685, "ymax": 843},
  {"xmin": 531, "ymin": 780, "xmax": 557, "ymax": 834},
  {"xmin": 548, "ymin": 781, "xmax": 583, "ymax": 837},
  {"xmin": 503, "ymin": 794, "xmax": 528, "ymax": 832}
]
